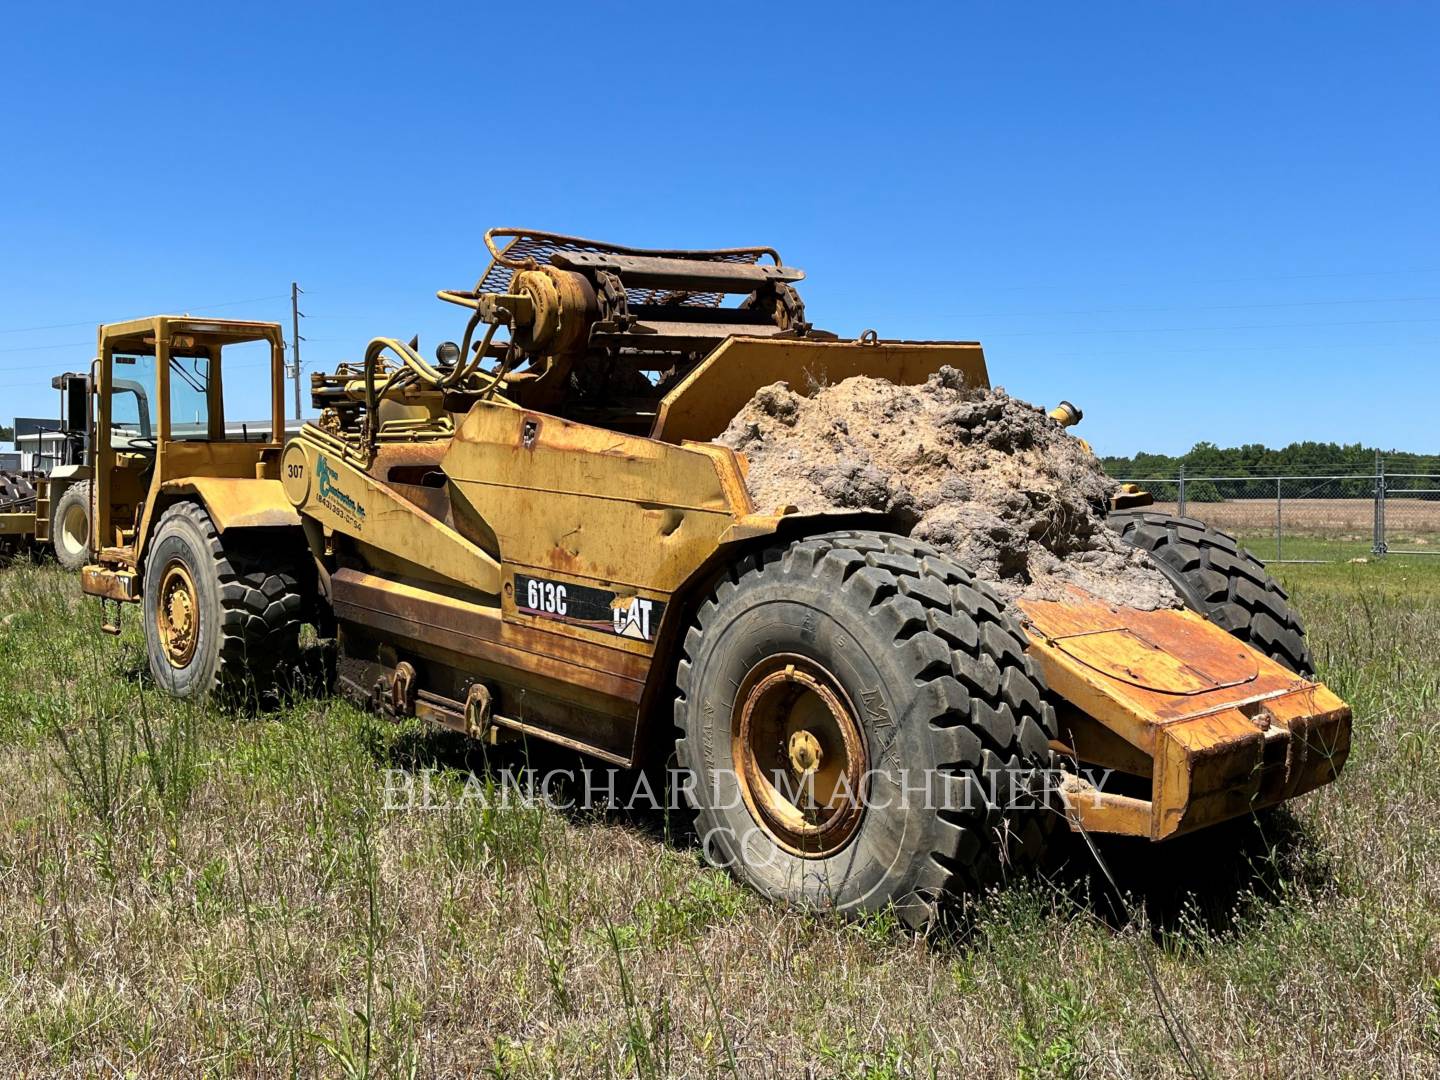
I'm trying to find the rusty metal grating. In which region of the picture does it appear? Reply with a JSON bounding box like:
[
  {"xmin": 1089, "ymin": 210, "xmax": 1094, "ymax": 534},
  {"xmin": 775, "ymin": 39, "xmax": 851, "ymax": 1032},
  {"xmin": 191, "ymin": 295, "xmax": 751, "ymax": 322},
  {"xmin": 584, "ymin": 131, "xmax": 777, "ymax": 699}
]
[
  {"xmin": 477, "ymin": 229, "xmax": 779, "ymax": 308},
  {"xmin": 0, "ymin": 471, "xmax": 37, "ymax": 513}
]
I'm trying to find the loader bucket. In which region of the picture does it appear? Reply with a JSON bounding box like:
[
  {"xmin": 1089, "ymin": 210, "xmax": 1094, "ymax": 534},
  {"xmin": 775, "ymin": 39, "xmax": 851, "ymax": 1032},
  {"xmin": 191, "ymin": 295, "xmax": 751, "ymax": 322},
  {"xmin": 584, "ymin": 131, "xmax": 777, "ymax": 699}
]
[{"xmin": 1017, "ymin": 589, "xmax": 1352, "ymax": 840}]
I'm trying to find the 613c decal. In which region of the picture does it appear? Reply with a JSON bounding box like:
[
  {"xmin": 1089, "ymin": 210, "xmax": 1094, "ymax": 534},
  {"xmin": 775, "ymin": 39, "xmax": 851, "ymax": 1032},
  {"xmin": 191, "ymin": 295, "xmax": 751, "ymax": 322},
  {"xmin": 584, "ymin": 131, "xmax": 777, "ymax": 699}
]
[{"xmin": 514, "ymin": 573, "xmax": 666, "ymax": 642}]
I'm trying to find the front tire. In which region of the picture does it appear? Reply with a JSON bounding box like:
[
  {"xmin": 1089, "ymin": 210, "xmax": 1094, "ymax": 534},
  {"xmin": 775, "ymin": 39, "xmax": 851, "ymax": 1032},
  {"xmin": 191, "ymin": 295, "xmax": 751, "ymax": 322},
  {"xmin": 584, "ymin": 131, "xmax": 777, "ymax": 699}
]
[
  {"xmin": 674, "ymin": 530, "xmax": 1057, "ymax": 928},
  {"xmin": 143, "ymin": 502, "xmax": 307, "ymax": 701},
  {"xmin": 51, "ymin": 481, "xmax": 92, "ymax": 572},
  {"xmin": 1108, "ymin": 510, "xmax": 1314, "ymax": 676}
]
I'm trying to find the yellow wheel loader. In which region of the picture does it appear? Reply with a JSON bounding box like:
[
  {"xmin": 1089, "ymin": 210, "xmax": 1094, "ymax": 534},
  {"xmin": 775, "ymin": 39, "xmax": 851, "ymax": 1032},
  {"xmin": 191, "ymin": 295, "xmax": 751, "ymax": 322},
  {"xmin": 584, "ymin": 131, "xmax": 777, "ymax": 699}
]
[{"xmin": 82, "ymin": 231, "xmax": 1351, "ymax": 925}]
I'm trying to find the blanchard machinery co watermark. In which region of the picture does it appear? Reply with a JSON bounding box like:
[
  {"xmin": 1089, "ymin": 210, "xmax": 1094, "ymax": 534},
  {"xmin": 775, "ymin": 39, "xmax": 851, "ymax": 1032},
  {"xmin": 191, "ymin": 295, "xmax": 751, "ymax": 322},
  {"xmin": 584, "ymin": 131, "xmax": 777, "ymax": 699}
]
[
  {"xmin": 382, "ymin": 765, "xmax": 1116, "ymax": 881},
  {"xmin": 381, "ymin": 765, "xmax": 1115, "ymax": 818}
]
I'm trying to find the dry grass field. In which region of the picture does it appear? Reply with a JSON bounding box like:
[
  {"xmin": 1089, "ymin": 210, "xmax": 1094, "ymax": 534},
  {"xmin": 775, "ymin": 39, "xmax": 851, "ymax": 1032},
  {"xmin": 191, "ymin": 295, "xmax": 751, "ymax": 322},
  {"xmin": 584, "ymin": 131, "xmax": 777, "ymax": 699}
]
[
  {"xmin": 0, "ymin": 554, "xmax": 1436, "ymax": 1077},
  {"xmin": 1147, "ymin": 497, "xmax": 1440, "ymax": 544}
]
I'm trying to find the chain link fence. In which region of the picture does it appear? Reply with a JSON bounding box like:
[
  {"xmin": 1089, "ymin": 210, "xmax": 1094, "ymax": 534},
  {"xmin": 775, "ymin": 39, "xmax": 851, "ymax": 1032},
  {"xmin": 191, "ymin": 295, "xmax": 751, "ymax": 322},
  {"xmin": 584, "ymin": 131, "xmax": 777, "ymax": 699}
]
[{"xmin": 1115, "ymin": 460, "xmax": 1439, "ymax": 563}]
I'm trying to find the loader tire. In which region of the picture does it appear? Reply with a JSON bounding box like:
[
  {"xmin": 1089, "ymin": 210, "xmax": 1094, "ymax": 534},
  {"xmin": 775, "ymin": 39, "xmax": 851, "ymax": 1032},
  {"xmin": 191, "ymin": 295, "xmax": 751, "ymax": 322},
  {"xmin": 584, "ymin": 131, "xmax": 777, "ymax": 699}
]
[
  {"xmin": 1108, "ymin": 510, "xmax": 1314, "ymax": 677},
  {"xmin": 674, "ymin": 529, "xmax": 1058, "ymax": 928},
  {"xmin": 51, "ymin": 481, "xmax": 91, "ymax": 572},
  {"xmin": 142, "ymin": 501, "xmax": 306, "ymax": 702}
]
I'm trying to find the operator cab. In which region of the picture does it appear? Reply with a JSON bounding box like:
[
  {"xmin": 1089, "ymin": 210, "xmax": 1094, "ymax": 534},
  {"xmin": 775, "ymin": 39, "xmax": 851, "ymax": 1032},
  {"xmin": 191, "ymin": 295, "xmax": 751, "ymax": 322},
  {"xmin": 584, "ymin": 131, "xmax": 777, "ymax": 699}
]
[{"xmin": 89, "ymin": 316, "xmax": 286, "ymax": 571}]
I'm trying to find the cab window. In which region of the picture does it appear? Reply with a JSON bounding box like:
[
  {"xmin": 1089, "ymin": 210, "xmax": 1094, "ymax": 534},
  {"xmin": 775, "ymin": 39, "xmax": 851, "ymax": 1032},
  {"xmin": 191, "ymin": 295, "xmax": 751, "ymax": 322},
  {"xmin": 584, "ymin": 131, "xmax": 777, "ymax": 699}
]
[
  {"xmin": 220, "ymin": 339, "xmax": 276, "ymax": 441},
  {"xmin": 111, "ymin": 353, "xmax": 156, "ymax": 448},
  {"xmin": 167, "ymin": 353, "xmax": 212, "ymax": 440}
]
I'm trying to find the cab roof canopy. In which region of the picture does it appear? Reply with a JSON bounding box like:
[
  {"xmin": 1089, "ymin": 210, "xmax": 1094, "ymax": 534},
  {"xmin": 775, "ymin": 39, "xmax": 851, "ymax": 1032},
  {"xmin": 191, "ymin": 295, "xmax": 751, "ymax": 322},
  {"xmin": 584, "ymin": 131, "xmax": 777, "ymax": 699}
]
[{"xmin": 99, "ymin": 315, "xmax": 282, "ymax": 354}]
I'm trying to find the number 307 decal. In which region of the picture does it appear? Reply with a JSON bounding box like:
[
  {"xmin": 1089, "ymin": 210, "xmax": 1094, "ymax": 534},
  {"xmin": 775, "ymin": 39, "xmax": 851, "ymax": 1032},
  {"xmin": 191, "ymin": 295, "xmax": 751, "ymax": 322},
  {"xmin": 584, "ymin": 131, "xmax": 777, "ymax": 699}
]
[{"xmin": 514, "ymin": 573, "xmax": 665, "ymax": 642}]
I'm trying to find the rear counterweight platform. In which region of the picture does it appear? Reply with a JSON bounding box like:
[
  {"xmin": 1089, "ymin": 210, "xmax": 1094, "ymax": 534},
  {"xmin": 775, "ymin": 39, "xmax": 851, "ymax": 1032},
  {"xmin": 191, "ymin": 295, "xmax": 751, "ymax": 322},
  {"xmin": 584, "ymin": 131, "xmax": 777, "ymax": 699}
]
[{"xmin": 1018, "ymin": 589, "xmax": 1352, "ymax": 840}]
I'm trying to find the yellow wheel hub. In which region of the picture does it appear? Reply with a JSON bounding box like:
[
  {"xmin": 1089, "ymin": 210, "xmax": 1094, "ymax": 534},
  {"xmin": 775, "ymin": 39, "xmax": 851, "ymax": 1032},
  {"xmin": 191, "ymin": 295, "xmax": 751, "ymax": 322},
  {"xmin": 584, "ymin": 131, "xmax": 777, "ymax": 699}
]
[
  {"xmin": 732, "ymin": 654, "xmax": 869, "ymax": 859},
  {"xmin": 59, "ymin": 502, "xmax": 87, "ymax": 556},
  {"xmin": 788, "ymin": 729, "xmax": 823, "ymax": 774},
  {"xmin": 155, "ymin": 561, "xmax": 200, "ymax": 668}
]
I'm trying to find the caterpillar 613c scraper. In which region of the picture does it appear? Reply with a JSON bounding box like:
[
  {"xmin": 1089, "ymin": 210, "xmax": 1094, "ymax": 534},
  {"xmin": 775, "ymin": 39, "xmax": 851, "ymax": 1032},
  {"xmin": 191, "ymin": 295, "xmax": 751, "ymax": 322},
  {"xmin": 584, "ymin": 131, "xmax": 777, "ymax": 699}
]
[{"xmin": 82, "ymin": 230, "xmax": 1351, "ymax": 924}]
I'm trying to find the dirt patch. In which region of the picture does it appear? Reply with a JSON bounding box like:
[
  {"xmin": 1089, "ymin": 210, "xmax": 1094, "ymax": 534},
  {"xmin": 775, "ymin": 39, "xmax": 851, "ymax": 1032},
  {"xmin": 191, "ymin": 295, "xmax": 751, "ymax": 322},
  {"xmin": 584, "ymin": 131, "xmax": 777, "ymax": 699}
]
[{"xmin": 718, "ymin": 368, "xmax": 1178, "ymax": 610}]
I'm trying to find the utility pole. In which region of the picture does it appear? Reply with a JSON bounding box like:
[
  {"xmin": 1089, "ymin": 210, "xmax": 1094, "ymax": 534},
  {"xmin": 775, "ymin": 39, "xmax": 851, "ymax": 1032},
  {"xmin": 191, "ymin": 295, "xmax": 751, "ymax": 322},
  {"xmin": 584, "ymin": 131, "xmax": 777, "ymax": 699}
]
[{"xmin": 289, "ymin": 282, "xmax": 305, "ymax": 421}]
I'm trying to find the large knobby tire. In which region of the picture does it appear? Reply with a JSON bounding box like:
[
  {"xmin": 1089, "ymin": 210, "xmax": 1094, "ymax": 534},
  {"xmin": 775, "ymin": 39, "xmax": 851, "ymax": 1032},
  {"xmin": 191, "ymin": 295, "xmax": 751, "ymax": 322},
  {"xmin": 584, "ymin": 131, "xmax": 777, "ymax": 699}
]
[
  {"xmin": 674, "ymin": 530, "xmax": 1058, "ymax": 928},
  {"xmin": 51, "ymin": 481, "xmax": 92, "ymax": 572},
  {"xmin": 143, "ymin": 501, "xmax": 307, "ymax": 701},
  {"xmin": 1108, "ymin": 510, "xmax": 1314, "ymax": 677}
]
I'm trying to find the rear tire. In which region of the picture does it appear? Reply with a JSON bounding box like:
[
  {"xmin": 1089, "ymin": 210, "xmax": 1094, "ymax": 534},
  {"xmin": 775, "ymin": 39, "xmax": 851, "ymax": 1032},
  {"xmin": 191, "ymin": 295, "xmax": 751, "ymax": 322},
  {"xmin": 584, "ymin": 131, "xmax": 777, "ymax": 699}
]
[
  {"xmin": 142, "ymin": 502, "xmax": 307, "ymax": 701},
  {"xmin": 51, "ymin": 481, "xmax": 91, "ymax": 572},
  {"xmin": 674, "ymin": 530, "xmax": 1058, "ymax": 928},
  {"xmin": 1108, "ymin": 510, "xmax": 1314, "ymax": 676}
]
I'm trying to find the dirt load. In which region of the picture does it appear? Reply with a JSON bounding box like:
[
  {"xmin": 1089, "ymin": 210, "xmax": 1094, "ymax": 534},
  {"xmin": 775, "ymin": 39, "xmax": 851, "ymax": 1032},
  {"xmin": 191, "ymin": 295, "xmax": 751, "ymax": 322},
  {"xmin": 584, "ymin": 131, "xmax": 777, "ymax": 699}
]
[{"xmin": 718, "ymin": 368, "xmax": 1178, "ymax": 610}]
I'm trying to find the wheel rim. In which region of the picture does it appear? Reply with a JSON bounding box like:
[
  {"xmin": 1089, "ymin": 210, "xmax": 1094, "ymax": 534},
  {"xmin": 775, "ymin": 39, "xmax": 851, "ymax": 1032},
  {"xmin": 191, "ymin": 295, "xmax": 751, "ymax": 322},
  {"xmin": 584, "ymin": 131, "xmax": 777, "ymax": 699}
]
[
  {"xmin": 155, "ymin": 560, "xmax": 200, "ymax": 668},
  {"xmin": 731, "ymin": 653, "xmax": 869, "ymax": 859},
  {"xmin": 59, "ymin": 502, "xmax": 87, "ymax": 557}
]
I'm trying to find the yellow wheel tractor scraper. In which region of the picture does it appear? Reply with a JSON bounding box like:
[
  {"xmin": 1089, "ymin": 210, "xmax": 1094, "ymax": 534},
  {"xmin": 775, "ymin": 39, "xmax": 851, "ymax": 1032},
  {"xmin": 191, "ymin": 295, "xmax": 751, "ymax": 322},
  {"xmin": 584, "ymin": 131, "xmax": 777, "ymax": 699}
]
[{"xmin": 81, "ymin": 230, "xmax": 1351, "ymax": 925}]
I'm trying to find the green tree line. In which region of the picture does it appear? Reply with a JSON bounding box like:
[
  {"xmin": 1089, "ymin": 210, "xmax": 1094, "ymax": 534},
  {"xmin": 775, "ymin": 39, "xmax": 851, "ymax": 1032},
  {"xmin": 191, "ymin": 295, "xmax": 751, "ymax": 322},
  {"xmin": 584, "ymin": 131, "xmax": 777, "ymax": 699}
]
[{"xmin": 1101, "ymin": 441, "xmax": 1439, "ymax": 500}]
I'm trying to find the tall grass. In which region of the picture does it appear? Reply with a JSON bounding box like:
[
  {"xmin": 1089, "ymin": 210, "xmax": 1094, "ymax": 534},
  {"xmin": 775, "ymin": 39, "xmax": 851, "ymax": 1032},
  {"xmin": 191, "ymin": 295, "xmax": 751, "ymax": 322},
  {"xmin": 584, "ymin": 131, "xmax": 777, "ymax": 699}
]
[{"xmin": 0, "ymin": 558, "xmax": 1434, "ymax": 1075}]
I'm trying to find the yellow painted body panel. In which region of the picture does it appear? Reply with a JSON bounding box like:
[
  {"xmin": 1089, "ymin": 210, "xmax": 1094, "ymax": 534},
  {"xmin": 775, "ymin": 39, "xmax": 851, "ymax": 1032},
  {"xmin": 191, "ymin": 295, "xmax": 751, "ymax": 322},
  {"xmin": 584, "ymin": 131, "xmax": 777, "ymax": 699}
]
[
  {"xmin": 0, "ymin": 512, "xmax": 34, "ymax": 536},
  {"xmin": 651, "ymin": 337, "xmax": 990, "ymax": 444},
  {"xmin": 282, "ymin": 436, "xmax": 502, "ymax": 597},
  {"xmin": 443, "ymin": 401, "xmax": 749, "ymax": 596},
  {"xmin": 157, "ymin": 477, "xmax": 300, "ymax": 532}
]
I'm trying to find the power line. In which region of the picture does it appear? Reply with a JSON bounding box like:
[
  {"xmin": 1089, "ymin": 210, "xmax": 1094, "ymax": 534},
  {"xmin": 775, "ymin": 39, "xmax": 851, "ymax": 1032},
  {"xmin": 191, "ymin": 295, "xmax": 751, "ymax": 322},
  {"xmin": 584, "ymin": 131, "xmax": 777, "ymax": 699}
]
[
  {"xmin": 0, "ymin": 340, "xmax": 91, "ymax": 355},
  {"xmin": 984, "ymin": 315, "xmax": 1440, "ymax": 339},
  {"xmin": 955, "ymin": 294, "xmax": 1440, "ymax": 320},
  {"xmin": 274, "ymin": 290, "xmax": 1440, "ymax": 325},
  {"xmin": 980, "ymin": 265, "xmax": 1440, "ymax": 293},
  {"xmin": 0, "ymin": 332, "xmax": 1433, "ymax": 373},
  {"xmin": 1023, "ymin": 337, "xmax": 1440, "ymax": 359},
  {"xmin": 0, "ymin": 293, "xmax": 290, "ymax": 336}
]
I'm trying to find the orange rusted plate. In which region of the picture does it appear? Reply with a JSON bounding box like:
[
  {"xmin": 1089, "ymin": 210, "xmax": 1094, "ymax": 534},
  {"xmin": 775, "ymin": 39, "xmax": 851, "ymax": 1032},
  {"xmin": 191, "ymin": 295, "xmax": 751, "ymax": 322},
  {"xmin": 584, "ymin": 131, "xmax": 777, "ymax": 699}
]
[
  {"xmin": 1050, "ymin": 622, "xmax": 1258, "ymax": 694},
  {"xmin": 1019, "ymin": 588, "xmax": 1352, "ymax": 839},
  {"xmin": 1019, "ymin": 590, "xmax": 1314, "ymax": 729}
]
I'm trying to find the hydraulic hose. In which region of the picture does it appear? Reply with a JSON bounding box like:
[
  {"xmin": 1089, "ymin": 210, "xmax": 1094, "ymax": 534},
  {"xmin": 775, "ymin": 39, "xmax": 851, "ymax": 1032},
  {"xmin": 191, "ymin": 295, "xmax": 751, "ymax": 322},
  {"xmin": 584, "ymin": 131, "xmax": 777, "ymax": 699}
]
[{"xmin": 361, "ymin": 317, "xmax": 511, "ymax": 452}]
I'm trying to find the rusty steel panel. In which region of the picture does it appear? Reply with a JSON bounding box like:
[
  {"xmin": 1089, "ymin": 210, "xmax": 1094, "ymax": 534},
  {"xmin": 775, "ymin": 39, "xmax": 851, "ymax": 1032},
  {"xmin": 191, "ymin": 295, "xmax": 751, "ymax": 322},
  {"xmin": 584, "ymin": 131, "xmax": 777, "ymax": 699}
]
[
  {"xmin": 548, "ymin": 251, "xmax": 805, "ymax": 291},
  {"xmin": 332, "ymin": 567, "xmax": 646, "ymax": 761},
  {"xmin": 81, "ymin": 564, "xmax": 139, "ymax": 602},
  {"xmin": 331, "ymin": 568, "xmax": 648, "ymax": 705},
  {"xmin": 1020, "ymin": 589, "xmax": 1352, "ymax": 839}
]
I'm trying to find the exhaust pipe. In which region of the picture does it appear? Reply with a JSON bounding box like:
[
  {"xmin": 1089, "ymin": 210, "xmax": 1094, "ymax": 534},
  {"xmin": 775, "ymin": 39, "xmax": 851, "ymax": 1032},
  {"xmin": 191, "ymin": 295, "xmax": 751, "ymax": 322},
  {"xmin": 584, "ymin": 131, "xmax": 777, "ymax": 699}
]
[{"xmin": 1049, "ymin": 401, "xmax": 1083, "ymax": 428}]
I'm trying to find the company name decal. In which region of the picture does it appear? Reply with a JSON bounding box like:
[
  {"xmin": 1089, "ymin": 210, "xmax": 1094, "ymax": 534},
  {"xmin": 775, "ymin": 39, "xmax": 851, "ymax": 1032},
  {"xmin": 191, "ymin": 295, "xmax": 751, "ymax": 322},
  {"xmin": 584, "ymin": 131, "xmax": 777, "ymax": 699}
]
[
  {"xmin": 316, "ymin": 454, "xmax": 367, "ymax": 528},
  {"xmin": 515, "ymin": 573, "xmax": 665, "ymax": 642}
]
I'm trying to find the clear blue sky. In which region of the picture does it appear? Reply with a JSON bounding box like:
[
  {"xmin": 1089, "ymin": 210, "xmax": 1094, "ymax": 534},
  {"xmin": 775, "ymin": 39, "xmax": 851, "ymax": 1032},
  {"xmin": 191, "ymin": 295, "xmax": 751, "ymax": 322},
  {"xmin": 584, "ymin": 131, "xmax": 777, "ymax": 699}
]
[{"xmin": 1, "ymin": 2, "xmax": 1435, "ymax": 456}]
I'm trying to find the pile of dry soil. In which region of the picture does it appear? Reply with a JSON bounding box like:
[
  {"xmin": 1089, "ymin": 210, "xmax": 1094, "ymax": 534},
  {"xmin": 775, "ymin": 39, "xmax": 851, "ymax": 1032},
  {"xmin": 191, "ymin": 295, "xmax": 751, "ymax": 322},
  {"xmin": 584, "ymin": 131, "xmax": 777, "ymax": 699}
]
[{"xmin": 717, "ymin": 367, "xmax": 1178, "ymax": 610}]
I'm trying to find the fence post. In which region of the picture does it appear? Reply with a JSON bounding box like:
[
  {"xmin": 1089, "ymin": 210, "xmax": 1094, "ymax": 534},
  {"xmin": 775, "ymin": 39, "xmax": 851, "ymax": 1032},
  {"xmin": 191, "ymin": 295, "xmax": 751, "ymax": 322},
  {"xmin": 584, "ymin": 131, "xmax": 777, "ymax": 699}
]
[
  {"xmin": 1373, "ymin": 452, "xmax": 1387, "ymax": 557},
  {"xmin": 1276, "ymin": 476, "xmax": 1283, "ymax": 562},
  {"xmin": 1178, "ymin": 466, "xmax": 1187, "ymax": 517}
]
